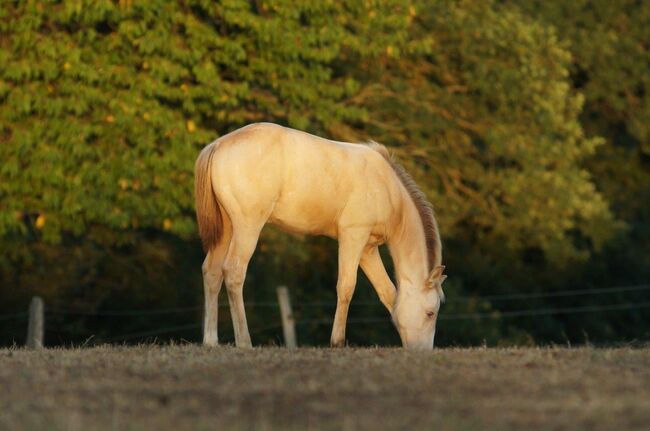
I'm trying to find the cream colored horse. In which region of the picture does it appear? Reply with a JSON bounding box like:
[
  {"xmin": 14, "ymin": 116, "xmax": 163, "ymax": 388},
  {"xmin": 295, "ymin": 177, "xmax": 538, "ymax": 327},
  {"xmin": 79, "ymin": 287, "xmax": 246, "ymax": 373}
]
[{"xmin": 195, "ymin": 123, "xmax": 446, "ymax": 350}]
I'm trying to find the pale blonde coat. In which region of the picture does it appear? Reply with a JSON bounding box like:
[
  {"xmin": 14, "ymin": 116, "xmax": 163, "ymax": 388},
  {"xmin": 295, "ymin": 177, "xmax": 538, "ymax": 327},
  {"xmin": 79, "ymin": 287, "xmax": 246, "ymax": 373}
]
[{"xmin": 195, "ymin": 123, "xmax": 445, "ymax": 349}]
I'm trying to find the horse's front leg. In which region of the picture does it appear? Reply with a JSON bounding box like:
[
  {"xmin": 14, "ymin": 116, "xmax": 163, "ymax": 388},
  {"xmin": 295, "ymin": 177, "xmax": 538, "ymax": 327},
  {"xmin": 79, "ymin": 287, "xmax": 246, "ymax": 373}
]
[
  {"xmin": 360, "ymin": 246, "xmax": 396, "ymax": 313},
  {"xmin": 330, "ymin": 229, "xmax": 369, "ymax": 347},
  {"xmin": 222, "ymin": 222, "xmax": 263, "ymax": 348}
]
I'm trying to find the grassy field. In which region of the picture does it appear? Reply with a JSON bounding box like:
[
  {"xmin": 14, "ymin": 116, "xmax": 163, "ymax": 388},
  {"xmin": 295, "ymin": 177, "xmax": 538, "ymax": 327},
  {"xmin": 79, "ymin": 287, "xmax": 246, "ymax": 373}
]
[{"xmin": 1, "ymin": 345, "xmax": 649, "ymax": 431}]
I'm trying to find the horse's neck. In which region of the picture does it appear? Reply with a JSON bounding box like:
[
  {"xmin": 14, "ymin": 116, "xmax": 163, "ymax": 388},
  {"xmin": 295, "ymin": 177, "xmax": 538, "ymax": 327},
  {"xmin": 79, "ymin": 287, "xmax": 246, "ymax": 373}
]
[{"xmin": 388, "ymin": 195, "xmax": 428, "ymax": 289}]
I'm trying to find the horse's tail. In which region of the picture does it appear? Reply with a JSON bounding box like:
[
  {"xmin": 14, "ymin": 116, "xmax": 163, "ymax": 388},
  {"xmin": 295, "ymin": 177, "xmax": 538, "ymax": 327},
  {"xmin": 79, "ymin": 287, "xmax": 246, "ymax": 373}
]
[{"xmin": 195, "ymin": 142, "xmax": 222, "ymax": 252}]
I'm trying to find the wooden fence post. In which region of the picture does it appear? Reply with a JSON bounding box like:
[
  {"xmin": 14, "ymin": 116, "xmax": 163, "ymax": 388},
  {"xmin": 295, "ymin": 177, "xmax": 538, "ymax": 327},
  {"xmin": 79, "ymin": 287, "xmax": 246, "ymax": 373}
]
[
  {"xmin": 276, "ymin": 286, "xmax": 297, "ymax": 348},
  {"xmin": 26, "ymin": 296, "xmax": 44, "ymax": 349}
]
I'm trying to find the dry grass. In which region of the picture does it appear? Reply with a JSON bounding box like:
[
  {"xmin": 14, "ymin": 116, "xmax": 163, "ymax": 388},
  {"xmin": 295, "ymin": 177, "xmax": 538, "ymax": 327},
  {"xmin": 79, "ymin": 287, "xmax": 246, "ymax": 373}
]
[{"xmin": 1, "ymin": 345, "xmax": 649, "ymax": 430}]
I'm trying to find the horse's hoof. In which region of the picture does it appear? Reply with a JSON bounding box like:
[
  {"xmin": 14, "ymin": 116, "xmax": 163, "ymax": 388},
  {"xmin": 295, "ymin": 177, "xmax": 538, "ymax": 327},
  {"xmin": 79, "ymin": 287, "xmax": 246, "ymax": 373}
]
[{"xmin": 330, "ymin": 339, "xmax": 346, "ymax": 348}]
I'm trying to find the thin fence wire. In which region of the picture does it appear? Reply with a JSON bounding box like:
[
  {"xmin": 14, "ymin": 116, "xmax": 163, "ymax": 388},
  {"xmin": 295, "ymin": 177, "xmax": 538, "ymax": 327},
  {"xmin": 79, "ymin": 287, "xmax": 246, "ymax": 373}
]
[
  {"xmin": 0, "ymin": 312, "xmax": 28, "ymax": 322},
  {"xmin": 46, "ymin": 306, "xmax": 202, "ymax": 316},
  {"xmin": 23, "ymin": 283, "xmax": 650, "ymax": 317},
  {"xmin": 440, "ymin": 301, "xmax": 650, "ymax": 320},
  {"xmin": 100, "ymin": 322, "xmax": 285, "ymax": 344},
  {"xmin": 300, "ymin": 301, "xmax": 650, "ymax": 325},
  {"xmin": 98, "ymin": 300, "xmax": 650, "ymax": 343},
  {"xmin": 2, "ymin": 283, "xmax": 650, "ymax": 344},
  {"xmin": 452, "ymin": 284, "xmax": 650, "ymax": 302}
]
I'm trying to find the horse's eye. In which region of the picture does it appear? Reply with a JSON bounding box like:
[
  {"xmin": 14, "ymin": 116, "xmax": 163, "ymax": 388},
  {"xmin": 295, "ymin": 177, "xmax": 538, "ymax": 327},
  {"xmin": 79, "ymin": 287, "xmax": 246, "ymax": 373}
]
[{"xmin": 426, "ymin": 311, "xmax": 435, "ymax": 318}]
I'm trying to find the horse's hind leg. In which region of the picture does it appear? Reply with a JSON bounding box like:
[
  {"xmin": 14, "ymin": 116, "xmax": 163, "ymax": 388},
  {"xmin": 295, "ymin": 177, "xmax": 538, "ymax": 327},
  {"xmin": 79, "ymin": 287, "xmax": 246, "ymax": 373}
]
[
  {"xmin": 202, "ymin": 209, "xmax": 232, "ymax": 346},
  {"xmin": 222, "ymin": 218, "xmax": 264, "ymax": 348}
]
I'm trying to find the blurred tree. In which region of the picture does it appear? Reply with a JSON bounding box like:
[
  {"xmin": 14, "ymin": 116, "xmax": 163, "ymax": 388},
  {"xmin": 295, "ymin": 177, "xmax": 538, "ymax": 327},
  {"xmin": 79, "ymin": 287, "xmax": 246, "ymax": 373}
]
[
  {"xmin": 505, "ymin": 0, "xmax": 650, "ymax": 342},
  {"xmin": 340, "ymin": 0, "xmax": 617, "ymax": 264},
  {"xmin": 0, "ymin": 0, "xmax": 412, "ymax": 244}
]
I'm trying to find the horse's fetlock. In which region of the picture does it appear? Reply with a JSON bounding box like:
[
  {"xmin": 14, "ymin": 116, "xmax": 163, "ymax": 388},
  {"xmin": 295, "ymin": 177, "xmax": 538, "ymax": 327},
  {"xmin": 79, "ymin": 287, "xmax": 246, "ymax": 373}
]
[{"xmin": 203, "ymin": 333, "xmax": 218, "ymax": 346}]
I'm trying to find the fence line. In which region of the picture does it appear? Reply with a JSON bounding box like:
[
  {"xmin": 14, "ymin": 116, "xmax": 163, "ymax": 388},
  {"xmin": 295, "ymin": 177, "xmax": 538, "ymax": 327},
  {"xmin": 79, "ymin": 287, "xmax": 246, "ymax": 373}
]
[
  {"xmin": 301, "ymin": 301, "xmax": 650, "ymax": 325},
  {"xmin": 26, "ymin": 283, "xmax": 650, "ymax": 317},
  {"xmin": 102, "ymin": 300, "xmax": 650, "ymax": 342},
  {"xmin": 2, "ymin": 283, "xmax": 650, "ymax": 346},
  {"xmin": 455, "ymin": 284, "xmax": 650, "ymax": 302},
  {"xmin": 0, "ymin": 285, "xmax": 650, "ymax": 321},
  {"xmin": 438, "ymin": 301, "xmax": 650, "ymax": 320},
  {"xmin": 46, "ymin": 306, "xmax": 202, "ymax": 316},
  {"xmin": 284, "ymin": 284, "xmax": 650, "ymax": 307}
]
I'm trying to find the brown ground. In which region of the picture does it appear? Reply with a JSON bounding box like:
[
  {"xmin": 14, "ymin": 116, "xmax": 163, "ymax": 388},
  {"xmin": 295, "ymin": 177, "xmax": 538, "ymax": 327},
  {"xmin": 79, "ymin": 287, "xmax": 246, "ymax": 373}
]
[{"xmin": 1, "ymin": 345, "xmax": 649, "ymax": 431}]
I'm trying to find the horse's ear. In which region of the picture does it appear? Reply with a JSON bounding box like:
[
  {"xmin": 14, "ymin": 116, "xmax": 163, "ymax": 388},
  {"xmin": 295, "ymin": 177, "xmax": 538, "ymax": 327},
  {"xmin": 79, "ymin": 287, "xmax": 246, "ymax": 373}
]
[{"xmin": 426, "ymin": 265, "xmax": 446, "ymax": 288}]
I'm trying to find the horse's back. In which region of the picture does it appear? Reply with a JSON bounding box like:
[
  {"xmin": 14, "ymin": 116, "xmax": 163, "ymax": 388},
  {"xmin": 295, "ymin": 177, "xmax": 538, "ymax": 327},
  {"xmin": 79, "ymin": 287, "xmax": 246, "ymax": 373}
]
[{"xmin": 210, "ymin": 123, "xmax": 401, "ymax": 239}]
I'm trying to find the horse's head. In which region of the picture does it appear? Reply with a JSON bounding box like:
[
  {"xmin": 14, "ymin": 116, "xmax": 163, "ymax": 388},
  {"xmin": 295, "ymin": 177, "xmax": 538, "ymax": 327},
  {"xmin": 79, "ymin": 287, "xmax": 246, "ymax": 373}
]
[{"xmin": 392, "ymin": 265, "xmax": 446, "ymax": 350}]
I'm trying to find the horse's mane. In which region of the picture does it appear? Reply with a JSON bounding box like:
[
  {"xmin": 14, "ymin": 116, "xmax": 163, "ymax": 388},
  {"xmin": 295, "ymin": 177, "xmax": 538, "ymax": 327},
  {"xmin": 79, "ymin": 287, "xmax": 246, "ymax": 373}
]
[{"xmin": 367, "ymin": 142, "xmax": 442, "ymax": 272}]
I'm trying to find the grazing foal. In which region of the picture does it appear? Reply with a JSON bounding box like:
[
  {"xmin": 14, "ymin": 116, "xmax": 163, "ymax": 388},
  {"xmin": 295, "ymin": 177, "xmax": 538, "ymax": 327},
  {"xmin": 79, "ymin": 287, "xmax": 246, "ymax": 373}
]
[{"xmin": 195, "ymin": 123, "xmax": 446, "ymax": 349}]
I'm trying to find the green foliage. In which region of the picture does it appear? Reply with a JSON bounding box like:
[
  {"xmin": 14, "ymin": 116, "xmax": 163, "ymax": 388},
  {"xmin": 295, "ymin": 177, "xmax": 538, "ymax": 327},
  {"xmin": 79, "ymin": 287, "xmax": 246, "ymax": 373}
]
[
  {"xmin": 504, "ymin": 0, "xmax": 650, "ymax": 342},
  {"xmin": 343, "ymin": 0, "xmax": 617, "ymax": 263},
  {"xmin": 0, "ymin": 0, "xmax": 410, "ymax": 243},
  {"xmin": 507, "ymin": 0, "xmax": 650, "ymax": 227},
  {"xmin": 510, "ymin": 1, "xmax": 650, "ymax": 152}
]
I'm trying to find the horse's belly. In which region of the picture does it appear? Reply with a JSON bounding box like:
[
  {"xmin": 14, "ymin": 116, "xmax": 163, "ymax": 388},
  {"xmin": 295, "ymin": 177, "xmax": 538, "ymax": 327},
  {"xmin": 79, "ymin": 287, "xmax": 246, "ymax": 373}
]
[{"xmin": 268, "ymin": 199, "xmax": 339, "ymax": 238}]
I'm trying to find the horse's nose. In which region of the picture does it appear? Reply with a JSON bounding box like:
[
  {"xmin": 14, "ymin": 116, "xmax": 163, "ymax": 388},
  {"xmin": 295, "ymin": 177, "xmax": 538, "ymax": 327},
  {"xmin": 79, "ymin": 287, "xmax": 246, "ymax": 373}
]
[{"xmin": 400, "ymin": 331, "xmax": 434, "ymax": 350}]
